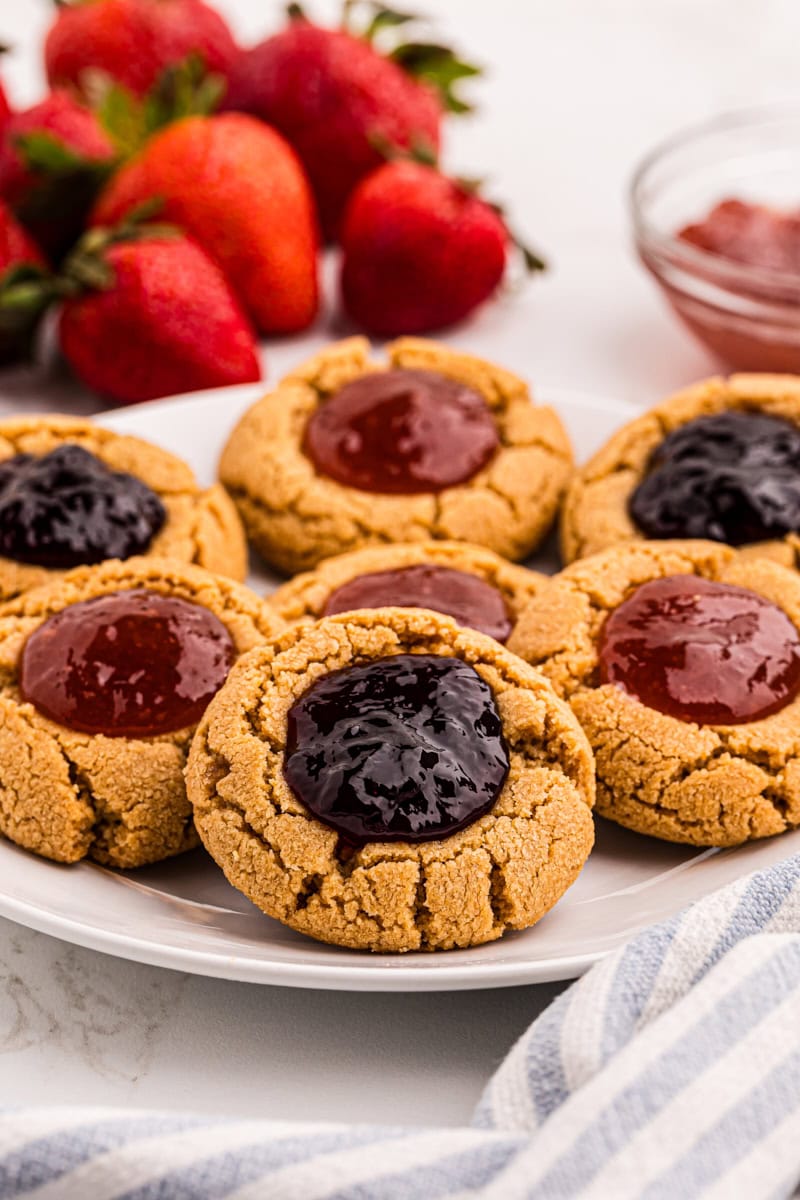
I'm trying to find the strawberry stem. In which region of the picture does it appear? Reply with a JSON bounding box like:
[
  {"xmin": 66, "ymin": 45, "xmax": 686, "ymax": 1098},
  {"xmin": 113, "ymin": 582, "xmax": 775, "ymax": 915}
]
[{"xmin": 61, "ymin": 206, "xmax": 180, "ymax": 294}]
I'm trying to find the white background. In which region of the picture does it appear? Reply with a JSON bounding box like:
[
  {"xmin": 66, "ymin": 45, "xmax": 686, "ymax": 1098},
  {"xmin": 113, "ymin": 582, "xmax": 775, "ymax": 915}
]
[{"xmin": 0, "ymin": 0, "xmax": 794, "ymax": 1127}]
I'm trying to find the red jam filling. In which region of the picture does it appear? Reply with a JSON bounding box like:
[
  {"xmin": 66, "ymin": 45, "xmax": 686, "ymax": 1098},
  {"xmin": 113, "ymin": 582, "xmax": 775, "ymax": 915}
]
[
  {"xmin": 680, "ymin": 199, "xmax": 800, "ymax": 283},
  {"xmin": 670, "ymin": 199, "xmax": 800, "ymax": 372},
  {"xmin": 598, "ymin": 575, "xmax": 800, "ymax": 725},
  {"xmin": 303, "ymin": 368, "xmax": 500, "ymax": 494},
  {"xmin": 322, "ymin": 564, "xmax": 514, "ymax": 642},
  {"xmin": 19, "ymin": 589, "xmax": 235, "ymax": 737}
]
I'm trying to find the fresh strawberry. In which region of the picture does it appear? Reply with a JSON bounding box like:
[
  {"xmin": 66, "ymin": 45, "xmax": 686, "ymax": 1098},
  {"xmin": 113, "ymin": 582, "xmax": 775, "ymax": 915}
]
[
  {"xmin": 0, "ymin": 198, "xmax": 46, "ymax": 364},
  {"xmin": 0, "ymin": 90, "xmax": 115, "ymax": 258},
  {"xmin": 55, "ymin": 220, "xmax": 262, "ymax": 404},
  {"xmin": 92, "ymin": 113, "xmax": 319, "ymax": 333},
  {"xmin": 226, "ymin": 3, "xmax": 479, "ymax": 240},
  {"xmin": 45, "ymin": 0, "xmax": 239, "ymax": 99},
  {"xmin": 339, "ymin": 158, "xmax": 545, "ymax": 335}
]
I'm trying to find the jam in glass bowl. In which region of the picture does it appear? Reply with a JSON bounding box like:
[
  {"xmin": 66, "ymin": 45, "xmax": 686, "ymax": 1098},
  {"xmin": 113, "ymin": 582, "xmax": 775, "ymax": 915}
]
[{"xmin": 631, "ymin": 104, "xmax": 800, "ymax": 372}]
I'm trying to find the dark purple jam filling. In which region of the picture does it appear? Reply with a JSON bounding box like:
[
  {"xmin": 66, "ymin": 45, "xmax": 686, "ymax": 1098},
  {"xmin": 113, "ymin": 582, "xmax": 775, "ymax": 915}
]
[
  {"xmin": 283, "ymin": 653, "xmax": 509, "ymax": 845},
  {"xmin": 629, "ymin": 411, "xmax": 800, "ymax": 545},
  {"xmin": 0, "ymin": 443, "xmax": 166, "ymax": 567}
]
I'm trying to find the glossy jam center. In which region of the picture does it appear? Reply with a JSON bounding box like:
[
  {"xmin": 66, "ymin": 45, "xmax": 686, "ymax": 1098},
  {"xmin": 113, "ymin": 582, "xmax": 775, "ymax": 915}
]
[
  {"xmin": 0, "ymin": 444, "xmax": 166, "ymax": 568},
  {"xmin": 629, "ymin": 411, "xmax": 800, "ymax": 545},
  {"xmin": 284, "ymin": 654, "xmax": 509, "ymax": 845},
  {"xmin": 303, "ymin": 369, "xmax": 500, "ymax": 494},
  {"xmin": 680, "ymin": 199, "xmax": 800, "ymax": 277},
  {"xmin": 19, "ymin": 589, "xmax": 235, "ymax": 737},
  {"xmin": 598, "ymin": 575, "xmax": 800, "ymax": 725},
  {"xmin": 322, "ymin": 564, "xmax": 514, "ymax": 642}
]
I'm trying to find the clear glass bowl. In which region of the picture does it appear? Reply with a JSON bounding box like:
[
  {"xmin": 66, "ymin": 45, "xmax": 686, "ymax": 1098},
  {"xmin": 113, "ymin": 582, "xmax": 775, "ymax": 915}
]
[{"xmin": 631, "ymin": 104, "xmax": 800, "ymax": 372}]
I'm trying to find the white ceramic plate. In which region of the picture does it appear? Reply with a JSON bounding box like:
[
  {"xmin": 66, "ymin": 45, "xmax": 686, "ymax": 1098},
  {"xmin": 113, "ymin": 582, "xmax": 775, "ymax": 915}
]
[{"xmin": 0, "ymin": 383, "xmax": 796, "ymax": 992}]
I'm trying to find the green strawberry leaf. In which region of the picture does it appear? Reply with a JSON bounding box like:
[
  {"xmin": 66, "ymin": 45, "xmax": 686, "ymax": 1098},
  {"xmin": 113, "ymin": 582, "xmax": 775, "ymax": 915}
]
[
  {"xmin": 364, "ymin": 6, "xmax": 418, "ymax": 39},
  {"xmin": 15, "ymin": 131, "xmax": 99, "ymax": 175},
  {"xmin": 390, "ymin": 42, "xmax": 482, "ymax": 113},
  {"xmin": 145, "ymin": 53, "xmax": 225, "ymax": 126},
  {"xmin": 342, "ymin": 1, "xmax": 416, "ymax": 36},
  {"xmin": 93, "ymin": 54, "xmax": 224, "ymax": 158},
  {"xmin": 286, "ymin": 2, "xmax": 307, "ymax": 19}
]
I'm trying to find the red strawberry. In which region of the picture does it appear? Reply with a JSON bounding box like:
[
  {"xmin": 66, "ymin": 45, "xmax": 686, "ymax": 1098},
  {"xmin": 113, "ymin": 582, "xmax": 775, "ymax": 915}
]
[
  {"xmin": 0, "ymin": 90, "xmax": 115, "ymax": 258},
  {"xmin": 226, "ymin": 4, "xmax": 479, "ymax": 240},
  {"xmin": 339, "ymin": 159, "xmax": 545, "ymax": 336},
  {"xmin": 92, "ymin": 113, "xmax": 319, "ymax": 334},
  {"xmin": 45, "ymin": 0, "xmax": 239, "ymax": 99},
  {"xmin": 57, "ymin": 224, "xmax": 262, "ymax": 404}
]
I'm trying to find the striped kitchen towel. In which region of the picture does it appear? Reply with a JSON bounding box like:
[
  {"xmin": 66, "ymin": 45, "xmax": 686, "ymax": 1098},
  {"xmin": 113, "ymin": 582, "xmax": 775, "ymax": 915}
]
[{"xmin": 3, "ymin": 854, "xmax": 800, "ymax": 1199}]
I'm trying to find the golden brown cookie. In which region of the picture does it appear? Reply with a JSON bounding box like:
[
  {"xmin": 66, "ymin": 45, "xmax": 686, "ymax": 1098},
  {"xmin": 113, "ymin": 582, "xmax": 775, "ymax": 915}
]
[
  {"xmin": 562, "ymin": 374, "xmax": 800, "ymax": 566},
  {"xmin": 0, "ymin": 414, "xmax": 248, "ymax": 600},
  {"xmin": 266, "ymin": 541, "xmax": 546, "ymax": 643},
  {"xmin": 219, "ymin": 337, "xmax": 573, "ymax": 575},
  {"xmin": 186, "ymin": 607, "xmax": 595, "ymax": 953},
  {"xmin": 509, "ymin": 539, "xmax": 800, "ymax": 847},
  {"xmin": 0, "ymin": 557, "xmax": 283, "ymax": 868}
]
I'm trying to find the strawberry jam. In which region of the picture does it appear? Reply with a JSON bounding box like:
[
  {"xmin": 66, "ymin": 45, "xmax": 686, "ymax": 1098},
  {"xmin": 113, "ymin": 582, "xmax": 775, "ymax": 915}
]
[
  {"xmin": 20, "ymin": 589, "xmax": 235, "ymax": 737},
  {"xmin": 680, "ymin": 199, "xmax": 800, "ymax": 285},
  {"xmin": 284, "ymin": 654, "xmax": 509, "ymax": 844},
  {"xmin": 303, "ymin": 369, "xmax": 500, "ymax": 493},
  {"xmin": 0, "ymin": 444, "xmax": 166, "ymax": 568},
  {"xmin": 322, "ymin": 564, "xmax": 513, "ymax": 642},
  {"xmin": 629, "ymin": 411, "xmax": 800, "ymax": 545},
  {"xmin": 598, "ymin": 575, "xmax": 800, "ymax": 725}
]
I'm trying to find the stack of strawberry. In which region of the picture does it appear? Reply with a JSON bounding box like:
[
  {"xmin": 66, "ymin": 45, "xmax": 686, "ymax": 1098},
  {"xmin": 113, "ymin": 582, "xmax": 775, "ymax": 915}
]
[{"xmin": 0, "ymin": 0, "xmax": 543, "ymax": 404}]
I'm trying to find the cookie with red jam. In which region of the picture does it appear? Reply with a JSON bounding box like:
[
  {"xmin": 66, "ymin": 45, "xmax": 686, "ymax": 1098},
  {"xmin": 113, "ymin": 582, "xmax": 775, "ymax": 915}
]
[
  {"xmin": 562, "ymin": 374, "xmax": 800, "ymax": 567},
  {"xmin": 186, "ymin": 607, "xmax": 595, "ymax": 952},
  {"xmin": 0, "ymin": 557, "xmax": 283, "ymax": 867},
  {"xmin": 266, "ymin": 541, "xmax": 546, "ymax": 643},
  {"xmin": 508, "ymin": 539, "xmax": 800, "ymax": 847},
  {"xmin": 219, "ymin": 338, "xmax": 573, "ymax": 576},
  {"xmin": 0, "ymin": 414, "xmax": 248, "ymax": 601}
]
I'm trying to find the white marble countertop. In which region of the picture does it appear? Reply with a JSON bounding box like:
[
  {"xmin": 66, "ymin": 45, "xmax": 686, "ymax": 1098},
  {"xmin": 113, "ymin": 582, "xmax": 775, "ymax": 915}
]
[{"xmin": 0, "ymin": 0, "xmax": 795, "ymax": 1129}]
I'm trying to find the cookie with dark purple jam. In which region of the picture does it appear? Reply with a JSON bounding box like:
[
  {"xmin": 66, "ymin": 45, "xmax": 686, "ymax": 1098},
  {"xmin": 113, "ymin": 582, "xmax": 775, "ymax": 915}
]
[
  {"xmin": 0, "ymin": 415, "xmax": 247, "ymax": 600},
  {"xmin": 187, "ymin": 607, "xmax": 595, "ymax": 953},
  {"xmin": 562, "ymin": 375, "xmax": 800, "ymax": 570}
]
